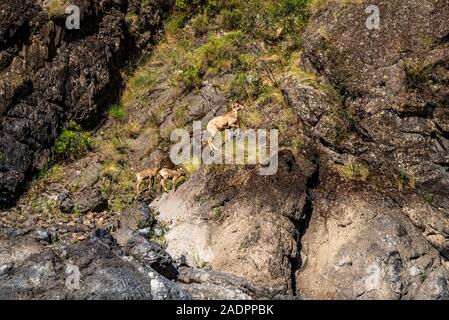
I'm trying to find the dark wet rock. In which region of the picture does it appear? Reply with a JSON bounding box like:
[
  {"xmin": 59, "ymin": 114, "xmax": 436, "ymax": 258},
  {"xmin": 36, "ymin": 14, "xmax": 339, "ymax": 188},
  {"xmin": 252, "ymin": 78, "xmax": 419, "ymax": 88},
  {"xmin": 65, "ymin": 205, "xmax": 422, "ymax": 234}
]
[
  {"xmin": 116, "ymin": 230, "xmax": 179, "ymax": 280},
  {"xmin": 60, "ymin": 188, "xmax": 107, "ymax": 214}
]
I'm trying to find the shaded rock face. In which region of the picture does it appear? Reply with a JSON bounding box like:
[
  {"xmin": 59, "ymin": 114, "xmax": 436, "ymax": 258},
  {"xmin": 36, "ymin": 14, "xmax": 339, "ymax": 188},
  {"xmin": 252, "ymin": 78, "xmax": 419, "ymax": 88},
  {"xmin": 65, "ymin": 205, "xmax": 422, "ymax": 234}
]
[
  {"xmin": 0, "ymin": 0, "xmax": 171, "ymax": 207},
  {"xmin": 60, "ymin": 188, "xmax": 107, "ymax": 214}
]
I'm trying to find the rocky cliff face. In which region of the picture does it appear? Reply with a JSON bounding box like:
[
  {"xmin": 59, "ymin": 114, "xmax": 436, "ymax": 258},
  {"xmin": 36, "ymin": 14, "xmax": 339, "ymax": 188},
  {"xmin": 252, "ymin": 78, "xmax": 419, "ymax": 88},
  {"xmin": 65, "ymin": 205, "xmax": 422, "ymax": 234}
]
[
  {"xmin": 295, "ymin": 0, "xmax": 449, "ymax": 299},
  {"xmin": 0, "ymin": 0, "xmax": 171, "ymax": 206},
  {"xmin": 1, "ymin": 0, "xmax": 449, "ymax": 300}
]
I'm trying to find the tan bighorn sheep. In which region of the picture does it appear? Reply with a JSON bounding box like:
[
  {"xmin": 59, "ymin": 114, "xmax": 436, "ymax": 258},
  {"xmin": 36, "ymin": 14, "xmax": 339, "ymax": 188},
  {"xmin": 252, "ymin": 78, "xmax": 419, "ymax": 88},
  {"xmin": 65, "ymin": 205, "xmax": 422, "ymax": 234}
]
[
  {"xmin": 135, "ymin": 163, "xmax": 160, "ymax": 194},
  {"xmin": 159, "ymin": 167, "xmax": 185, "ymax": 192},
  {"xmin": 206, "ymin": 104, "xmax": 243, "ymax": 150}
]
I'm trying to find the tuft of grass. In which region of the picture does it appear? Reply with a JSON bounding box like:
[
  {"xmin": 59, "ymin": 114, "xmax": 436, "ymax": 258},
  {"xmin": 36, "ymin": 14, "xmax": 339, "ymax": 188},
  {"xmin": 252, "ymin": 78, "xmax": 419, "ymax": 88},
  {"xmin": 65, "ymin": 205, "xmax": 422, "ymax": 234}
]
[
  {"xmin": 403, "ymin": 60, "xmax": 436, "ymax": 93},
  {"xmin": 108, "ymin": 104, "xmax": 127, "ymax": 122},
  {"xmin": 395, "ymin": 170, "xmax": 416, "ymax": 190},
  {"xmin": 35, "ymin": 163, "xmax": 64, "ymax": 180},
  {"xmin": 192, "ymin": 253, "xmax": 209, "ymax": 268},
  {"xmin": 100, "ymin": 162, "xmax": 121, "ymax": 182},
  {"xmin": 183, "ymin": 156, "xmax": 201, "ymax": 175},
  {"xmin": 150, "ymin": 224, "xmax": 168, "ymax": 248},
  {"xmin": 122, "ymin": 66, "xmax": 157, "ymax": 108},
  {"xmin": 241, "ymin": 106, "xmax": 263, "ymax": 127},
  {"xmin": 181, "ymin": 31, "xmax": 245, "ymax": 90},
  {"xmin": 123, "ymin": 120, "xmax": 141, "ymax": 139},
  {"xmin": 424, "ymin": 193, "xmax": 434, "ymax": 204},
  {"xmin": 218, "ymin": 9, "xmax": 243, "ymax": 30},
  {"xmin": 211, "ymin": 206, "xmax": 224, "ymax": 222},
  {"xmin": 229, "ymin": 70, "xmax": 264, "ymax": 100}
]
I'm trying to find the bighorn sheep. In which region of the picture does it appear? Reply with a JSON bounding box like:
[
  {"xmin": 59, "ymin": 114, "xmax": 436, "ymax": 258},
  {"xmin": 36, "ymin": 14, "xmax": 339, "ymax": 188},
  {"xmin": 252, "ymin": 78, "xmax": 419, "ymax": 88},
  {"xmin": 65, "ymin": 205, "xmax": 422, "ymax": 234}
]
[
  {"xmin": 159, "ymin": 167, "xmax": 184, "ymax": 192},
  {"xmin": 206, "ymin": 104, "xmax": 243, "ymax": 150},
  {"xmin": 135, "ymin": 163, "xmax": 160, "ymax": 194}
]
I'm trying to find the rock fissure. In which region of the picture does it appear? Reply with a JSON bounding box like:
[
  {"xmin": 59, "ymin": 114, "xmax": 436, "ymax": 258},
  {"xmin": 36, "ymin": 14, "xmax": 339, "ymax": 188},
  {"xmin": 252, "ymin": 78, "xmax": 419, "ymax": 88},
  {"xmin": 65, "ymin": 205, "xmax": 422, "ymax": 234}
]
[{"xmin": 290, "ymin": 159, "xmax": 320, "ymax": 295}]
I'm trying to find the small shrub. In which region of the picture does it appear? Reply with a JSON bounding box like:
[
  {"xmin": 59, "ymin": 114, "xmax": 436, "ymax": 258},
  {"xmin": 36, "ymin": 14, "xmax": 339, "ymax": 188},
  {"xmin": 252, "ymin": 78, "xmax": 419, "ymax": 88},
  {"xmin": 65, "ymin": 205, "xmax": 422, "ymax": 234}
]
[
  {"xmin": 229, "ymin": 72, "xmax": 247, "ymax": 100},
  {"xmin": 54, "ymin": 120, "xmax": 93, "ymax": 159},
  {"xmin": 218, "ymin": 9, "xmax": 243, "ymax": 30},
  {"xmin": 192, "ymin": 14, "xmax": 209, "ymax": 35},
  {"xmin": 182, "ymin": 65, "xmax": 203, "ymax": 90},
  {"xmin": 211, "ymin": 206, "xmax": 225, "ymax": 221},
  {"xmin": 229, "ymin": 69, "xmax": 265, "ymax": 101},
  {"xmin": 424, "ymin": 193, "xmax": 434, "ymax": 204},
  {"xmin": 165, "ymin": 13, "xmax": 187, "ymax": 35}
]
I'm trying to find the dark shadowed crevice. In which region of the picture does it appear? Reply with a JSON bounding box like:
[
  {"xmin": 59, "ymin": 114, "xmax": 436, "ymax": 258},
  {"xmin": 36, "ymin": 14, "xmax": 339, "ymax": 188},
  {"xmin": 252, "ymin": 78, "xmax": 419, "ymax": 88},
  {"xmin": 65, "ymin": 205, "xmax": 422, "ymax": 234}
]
[{"xmin": 289, "ymin": 159, "xmax": 320, "ymax": 295}]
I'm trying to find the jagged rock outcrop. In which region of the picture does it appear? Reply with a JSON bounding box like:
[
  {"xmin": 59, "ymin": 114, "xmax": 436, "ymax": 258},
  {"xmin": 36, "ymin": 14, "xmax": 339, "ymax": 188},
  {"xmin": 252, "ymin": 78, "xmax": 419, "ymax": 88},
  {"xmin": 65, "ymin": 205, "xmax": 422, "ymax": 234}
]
[
  {"xmin": 0, "ymin": 219, "xmax": 279, "ymax": 300},
  {"xmin": 0, "ymin": 0, "xmax": 171, "ymax": 207},
  {"xmin": 0, "ymin": 230, "xmax": 189, "ymax": 299}
]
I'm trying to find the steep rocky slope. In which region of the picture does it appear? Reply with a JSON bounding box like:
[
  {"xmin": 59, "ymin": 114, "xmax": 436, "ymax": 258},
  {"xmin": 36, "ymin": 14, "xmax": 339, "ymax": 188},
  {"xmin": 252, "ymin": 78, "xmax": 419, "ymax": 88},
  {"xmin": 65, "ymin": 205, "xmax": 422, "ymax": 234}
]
[
  {"xmin": 0, "ymin": 0, "xmax": 171, "ymax": 206},
  {"xmin": 1, "ymin": 0, "xmax": 449, "ymax": 300}
]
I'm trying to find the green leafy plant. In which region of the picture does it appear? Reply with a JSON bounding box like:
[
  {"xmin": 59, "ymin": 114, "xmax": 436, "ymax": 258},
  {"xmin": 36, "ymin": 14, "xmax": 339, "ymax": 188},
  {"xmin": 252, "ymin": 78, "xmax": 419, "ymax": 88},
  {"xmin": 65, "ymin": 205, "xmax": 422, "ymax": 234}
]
[{"xmin": 54, "ymin": 120, "xmax": 93, "ymax": 159}]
